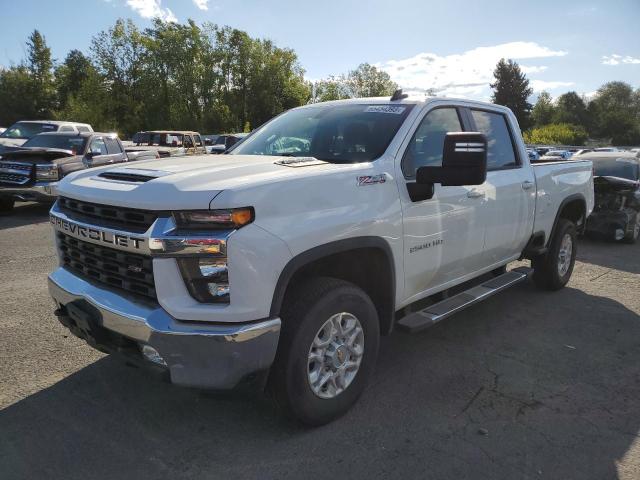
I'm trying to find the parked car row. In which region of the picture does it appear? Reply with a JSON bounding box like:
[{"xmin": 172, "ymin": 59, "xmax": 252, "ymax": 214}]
[{"xmin": 0, "ymin": 119, "xmax": 251, "ymax": 213}]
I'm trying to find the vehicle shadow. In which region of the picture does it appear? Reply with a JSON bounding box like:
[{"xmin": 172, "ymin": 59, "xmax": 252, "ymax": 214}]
[
  {"xmin": 578, "ymin": 235, "xmax": 640, "ymax": 274},
  {"xmin": 0, "ymin": 202, "xmax": 52, "ymax": 231},
  {"xmin": 1, "ymin": 285, "xmax": 639, "ymax": 479}
]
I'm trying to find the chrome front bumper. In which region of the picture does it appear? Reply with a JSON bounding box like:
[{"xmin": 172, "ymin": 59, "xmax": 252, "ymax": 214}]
[
  {"xmin": 48, "ymin": 267, "xmax": 281, "ymax": 389},
  {"xmin": 1, "ymin": 182, "xmax": 58, "ymax": 202}
]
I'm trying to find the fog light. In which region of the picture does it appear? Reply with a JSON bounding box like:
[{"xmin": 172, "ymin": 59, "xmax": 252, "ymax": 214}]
[
  {"xmin": 615, "ymin": 228, "xmax": 625, "ymax": 241},
  {"xmin": 141, "ymin": 344, "xmax": 167, "ymax": 366}
]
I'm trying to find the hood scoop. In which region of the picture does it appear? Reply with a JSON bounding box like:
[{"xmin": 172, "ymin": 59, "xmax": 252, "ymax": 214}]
[
  {"xmin": 274, "ymin": 156, "xmax": 327, "ymax": 168},
  {"xmin": 97, "ymin": 167, "xmax": 172, "ymax": 183}
]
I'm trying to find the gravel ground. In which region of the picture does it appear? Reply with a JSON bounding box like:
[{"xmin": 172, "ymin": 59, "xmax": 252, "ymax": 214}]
[{"xmin": 1, "ymin": 202, "xmax": 639, "ymax": 480}]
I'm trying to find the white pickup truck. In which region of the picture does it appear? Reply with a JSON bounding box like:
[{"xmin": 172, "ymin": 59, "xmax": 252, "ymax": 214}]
[{"xmin": 47, "ymin": 93, "xmax": 593, "ymax": 425}]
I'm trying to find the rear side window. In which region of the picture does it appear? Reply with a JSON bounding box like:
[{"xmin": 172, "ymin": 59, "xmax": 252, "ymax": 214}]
[
  {"xmin": 470, "ymin": 110, "xmax": 518, "ymax": 170},
  {"xmin": 104, "ymin": 137, "xmax": 123, "ymax": 154},
  {"xmin": 402, "ymin": 107, "xmax": 463, "ymax": 178}
]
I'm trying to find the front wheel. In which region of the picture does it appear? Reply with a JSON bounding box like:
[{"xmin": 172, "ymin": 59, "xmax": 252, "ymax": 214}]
[
  {"xmin": 268, "ymin": 277, "xmax": 380, "ymax": 426},
  {"xmin": 532, "ymin": 218, "xmax": 577, "ymax": 291}
]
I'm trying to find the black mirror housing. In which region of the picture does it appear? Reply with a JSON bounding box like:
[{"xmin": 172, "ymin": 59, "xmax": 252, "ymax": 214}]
[{"xmin": 416, "ymin": 132, "xmax": 487, "ymax": 186}]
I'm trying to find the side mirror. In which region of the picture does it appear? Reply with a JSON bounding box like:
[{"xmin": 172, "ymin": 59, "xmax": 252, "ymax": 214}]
[
  {"xmin": 86, "ymin": 150, "xmax": 96, "ymax": 159},
  {"xmin": 416, "ymin": 132, "xmax": 487, "ymax": 186}
]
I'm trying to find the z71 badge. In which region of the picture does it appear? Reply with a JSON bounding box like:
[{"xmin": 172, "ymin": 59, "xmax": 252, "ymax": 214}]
[{"xmin": 357, "ymin": 174, "xmax": 387, "ymax": 186}]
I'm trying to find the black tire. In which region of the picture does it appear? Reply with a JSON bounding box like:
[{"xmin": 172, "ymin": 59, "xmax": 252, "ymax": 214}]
[
  {"xmin": 622, "ymin": 212, "xmax": 640, "ymax": 244},
  {"xmin": 0, "ymin": 197, "xmax": 15, "ymax": 215},
  {"xmin": 268, "ymin": 277, "xmax": 380, "ymax": 426},
  {"xmin": 532, "ymin": 218, "xmax": 577, "ymax": 291}
]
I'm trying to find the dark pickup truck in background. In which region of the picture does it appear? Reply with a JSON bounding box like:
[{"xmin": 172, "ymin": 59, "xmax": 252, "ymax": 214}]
[{"xmin": 0, "ymin": 131, "xmax": 156, "ymax": 214}]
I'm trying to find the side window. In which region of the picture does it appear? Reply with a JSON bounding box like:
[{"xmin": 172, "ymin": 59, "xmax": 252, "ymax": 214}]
[
  {"xmin": 402, "ymin": 107, "xmax": 463, "ymax": 178},
  {"xmin": 76, "ymin": 126, "xmax": 91, "ymax": 133},
  {"xmin": 194, "ymin": 135, "xmax": 203, "ymax": 147},
  {"xmin": 59, "ymin": 126, "xmax": 74, "ymax": 132},
  {"xmin": 89, "ymin": 137, "xmax": 107, "ymax": 156},
  {"xmin": 184, "ymin": 135, "xmax": 194, "ymax": 148},
  {"xmin": 104, "ymin": 137, "xmax": 123, "ymax": 154},
  {"xmin": 470, "ymin": 110, "xmax": 518, "ymax": 170}
]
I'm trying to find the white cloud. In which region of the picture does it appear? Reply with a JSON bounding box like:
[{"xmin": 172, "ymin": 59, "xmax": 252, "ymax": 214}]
[
  {"xmin": 126, "ymin": 0, "xmax": 177, "ymax": 22},
  {"xmin": 602, "ymin": 54, "xmax": 640, "ymax": 66},
  {"xmin": 193, "ymin": 0, "xmax": 209, "ymax": 10},
  {"xmin": 530, "ymin": 80, "xmax": 574, "ymax": 91},
  {"xmin": 376, "ymin": 41, "xmax": 569, "ymax": 99}
]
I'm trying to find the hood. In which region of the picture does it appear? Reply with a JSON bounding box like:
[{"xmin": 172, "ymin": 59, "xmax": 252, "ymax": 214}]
[
  {"xmin": 0, "ymin": 138, "xmax": 27, "ymax": 149},
  {"xmin": 56, "ymin": 154, "xmax": 338, "ymax": 210},
  {"xmin": 0, "ymin": 147, "xmax": 77, "ymax": 164}
]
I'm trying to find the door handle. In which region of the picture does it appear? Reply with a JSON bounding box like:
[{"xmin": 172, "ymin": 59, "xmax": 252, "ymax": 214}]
[
  {"xmin": 522, "ymin": 181, "xmax": 534, "ymax": 190},
  {"xmin": 467, "ymin": 189, "xmax": 485, "ymax": 199}
]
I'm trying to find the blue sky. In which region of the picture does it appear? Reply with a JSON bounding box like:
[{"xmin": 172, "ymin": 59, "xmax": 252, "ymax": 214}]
[{"xmin": 1, "ymin": 0, "xmax": 638, "ymax": 100}]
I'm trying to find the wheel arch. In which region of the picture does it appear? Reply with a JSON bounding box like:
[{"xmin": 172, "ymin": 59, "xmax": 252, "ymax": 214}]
[
  {"xmin": 547, "ymin": 193, "xmax": 587, "ymax": 247},
  {"xmin": 270, "ymin": 237, "xmax": 396, "ymax": 335}
]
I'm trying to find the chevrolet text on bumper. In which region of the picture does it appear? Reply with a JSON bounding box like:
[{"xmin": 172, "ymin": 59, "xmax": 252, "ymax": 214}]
[{"xmin": 47, "ymin": 94, "xmax": 594, "ymax": 425}]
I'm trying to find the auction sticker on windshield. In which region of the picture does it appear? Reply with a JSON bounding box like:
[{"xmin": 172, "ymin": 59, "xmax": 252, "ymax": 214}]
[{"xmin": 364, "ymin": 105, "xmax": 406, "ymax": 114}]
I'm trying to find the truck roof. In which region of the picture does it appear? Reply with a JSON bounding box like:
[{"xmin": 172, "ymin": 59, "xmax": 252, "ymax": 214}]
[
  {"xmin": 34, "ymin": 131, "xmax": 118, "ymax": 138},
  {"xmin": 139, "ymin": 130, "xmax": 200, "ymax": 135},
  {"xmin": 302, "ymin": 95, "xmax": 514, "ymax": 114},
  {"xmin": 13, "ymin": 120, "xmax": 92, "ymax": 127}
]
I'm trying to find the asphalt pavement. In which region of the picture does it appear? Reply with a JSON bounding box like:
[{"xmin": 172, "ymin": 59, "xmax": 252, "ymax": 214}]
[{"xmin": 1, "ymin": 202, "xmax": 639, "ymax": 479}]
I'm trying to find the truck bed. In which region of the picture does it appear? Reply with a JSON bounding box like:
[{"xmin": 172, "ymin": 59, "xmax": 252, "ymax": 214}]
[{"xmin": 532, "ymin": 159, "xmax": 594, "ymax": 238}]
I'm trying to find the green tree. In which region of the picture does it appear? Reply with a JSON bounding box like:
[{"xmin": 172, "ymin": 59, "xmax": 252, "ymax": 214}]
[
  {"xmin": 26, "ymin": 30, "xmax": 56, "ymax": 118},
  {"xmin": 553, "ymin": 91, "xmax": 588, "ymax": 129},
  {"xmin": 0, "ymin": 66, "xmax": 36, "ymax": 125},
  {"xmin": 490, "ymin": 58, "xmax": 533, "ymax": 130},
  {"xmin": 345, "ymin": 63, "xmax": 397, "ymax": 98},
  {"xmin": 314, "ymin": 77, "xmax": 351, "ymax": 102},
  {"xmin": 55, "ymin": 50, "xmax": 95, "ymax": 113},
  {"xmin": 531, "ymin": 91, "xmax": 555, "ymax": 127},
  {"xmin": 523, "ymin": 123, "xmax": 588, "ymax": 145},
  {"xmin": 91, "ymin": 19, "xmax": 147, "ymax": 135},
  {"xmin": 588, "ymin": 82, "xmax": 640, "ymax": 145}
]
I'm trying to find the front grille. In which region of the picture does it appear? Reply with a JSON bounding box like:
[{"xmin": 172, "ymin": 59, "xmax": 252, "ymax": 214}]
[
  {"xmin": 0, "ymin": 161, "xmax": 32, "ymax": 185},
  {"xmin": 58, "ymin": 197, "xmax": 159, "ymax": 233},
  {"xmin": 57, "ymin": 232, "xmax": 156, "ymax": 300},
  {"xmin": 0, "ymin": 172, "xmax": 30, "ymax": 184}
]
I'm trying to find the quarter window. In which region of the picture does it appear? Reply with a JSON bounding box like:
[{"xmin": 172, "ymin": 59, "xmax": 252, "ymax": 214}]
[
  {"xmin": 402, "ymin": 107, "xmax": 463, "ymax": 178},
  {"xmin": 104, "ymin": 137, "xmax": 123, "ymax": 154},
  {"xmin": 470, "ymin": 110, "xmax": 518, "ymax": 170}
]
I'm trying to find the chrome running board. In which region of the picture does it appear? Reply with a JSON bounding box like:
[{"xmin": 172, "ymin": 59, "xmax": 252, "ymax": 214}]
[{"xmin": 397, "ymin": 267, "xmax": 532, "ymax": 334}]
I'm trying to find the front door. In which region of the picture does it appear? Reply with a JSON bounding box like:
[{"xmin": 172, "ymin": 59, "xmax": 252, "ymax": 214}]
[{"xmin": 398, "ymin": 105, "xmax": 488, "ymax": 304}]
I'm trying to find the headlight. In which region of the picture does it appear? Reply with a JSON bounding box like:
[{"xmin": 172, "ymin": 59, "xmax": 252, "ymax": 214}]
[
  {"xmin": 173, "ymin": 207, "xmax": 254, "ymax": 231},
  {"xmin": 177, "ymin": 257, "xmax": 229, "ymax": 303},
  {"xmin": 35, "ymin": 164, "xmax": 59, "ymax": 181}
]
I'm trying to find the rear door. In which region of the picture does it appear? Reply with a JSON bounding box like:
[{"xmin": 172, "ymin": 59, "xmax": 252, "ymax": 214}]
[
  {"xmin": 398, "ymin": 104, "xmax": 488, "ymax": 303},
  {"xmin": 468, "ymin": 108, "xmax": 535, "ymax": 264},
  {"xmin": 104, "ymin": 136, "xmax": 127, "ymax": 164}
]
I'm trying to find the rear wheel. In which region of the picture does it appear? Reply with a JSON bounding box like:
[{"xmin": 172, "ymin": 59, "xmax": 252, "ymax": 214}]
[
  {"xmin": 622, "ymin": 212, "xmax": 640, "ymax": 244},
  {"xmin": 268, "ymin": 277, "xmax": 380, "ymax": 426},
  {"xmin": 532, "ymin": 219, "xmax": 577, "ymax": 291},
  {"xmin": 0, "ymin": 197, "xmax": 15, "ymax": 215}
]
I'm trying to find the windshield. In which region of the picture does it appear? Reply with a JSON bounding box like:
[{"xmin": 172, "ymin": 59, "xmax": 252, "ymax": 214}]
[
  {"xmin": 229, "ymin": 103, "xmax": 415, "ymax": 163},
  {"xmin": 22, "ymin": 134, "xmax": 87, "ymax": 154},
  {"xmin": 149, "ymin": 133, "xmax": 184, "ymax": 147},
  {"xmin": 593, "ymin": 158, "xmax": 639, "ymax": 180},
  {"xmin": 0, "ymin": 122, "xmax": 58, "ymax": 139}
]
